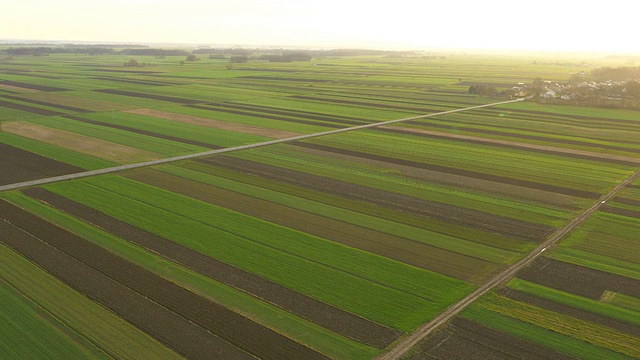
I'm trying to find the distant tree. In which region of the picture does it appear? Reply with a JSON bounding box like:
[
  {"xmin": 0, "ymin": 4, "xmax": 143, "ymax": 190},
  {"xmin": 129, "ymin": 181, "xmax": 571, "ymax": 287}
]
[
  {"xmin": 468, "ymin": 84, "xmax": 495, "ymax": 96},
  {"xmin": 230, "ymin": 55, "xmax": 248, "ymax": 63},
  {"xmin": 225, "ymin": 62, "xmax": 233, "ymax": 70},
  {"xmin": 186, "ymin": 54, "xmax": 199, "ymax": 61},
  {"xmin": 626, "ymin": 80, "xmax": 640, "ymax": 109},
  {"xmin": 180, "ymin": 60, "xmax": 185, "ymax": 65},
  {"xmin": 124, "ymin": 59, "xmax": 139, "ymax": 67}
]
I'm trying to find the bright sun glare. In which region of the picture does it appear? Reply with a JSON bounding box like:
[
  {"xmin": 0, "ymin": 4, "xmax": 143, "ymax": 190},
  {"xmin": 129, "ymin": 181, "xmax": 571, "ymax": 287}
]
[{"xmin": 2, "ymin": 0, "xmax": 638, "ymax": 53}]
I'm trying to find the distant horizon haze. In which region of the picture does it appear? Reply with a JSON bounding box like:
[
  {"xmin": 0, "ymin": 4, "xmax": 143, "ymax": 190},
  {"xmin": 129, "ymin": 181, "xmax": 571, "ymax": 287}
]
[{"xmin": 2, "ymin": 0, "xmax": 638, "ymax": 54}]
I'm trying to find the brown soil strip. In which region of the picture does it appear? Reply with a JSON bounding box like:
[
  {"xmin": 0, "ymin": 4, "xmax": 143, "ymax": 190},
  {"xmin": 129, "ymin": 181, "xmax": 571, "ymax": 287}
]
[
  {"xmin": 240, "ymin": 75, "xmax": 329, "ymax": 83},
  {"xmin": 457, "ymin": 81, "xmax": 517, "ymax": 88},
  {"xmin": 0, "ymin": 144, "xmax": 82, "ymax": 185},
  {"xmin": 0, "ymin": 199, "xmax": 328, "ymax": 360},
  {"xmin": 295, "ymin": 142, "xmax": 580, "ymax": 211},
  {"xmin": 402, "ymin": 121, "xmax": 640, "ymax": 155},
  {"xmin": 93, "ymin": 89, "xmax": 201, "ymax": 104},
  {"xmin": 186, "ymin": 104, "xmax": 344, "ymax": 129},
  {"xmin": 218, "ymin": 103, "xmax": 368, "ymax": 126},
  {"xmin": 600, "ymin": 205, "xmax": 640, "ymax": 218},
  {"xmin": 0, "ymin": 99, "xmax": 63, "ymax": 116},
  {"xmin": 125, "ymin": 169, "xmax": 494, "ymax": 281},
  {"xmin": 498, "ymin": 288, "xmax": 640, "ymax": 337},
  {"xmin": 3, "ymin": 94, "xmax": 90, "ymax": 113},
  {"xmin": 92, "ymin": 69, "xmax": 164, "ymax": 74},
  {"xmin": 63, "ymin": 115, "xmax": 220, "ymax": 150},
  {"xmin": 292, "ymin": 141, "xmax": 599, "ymax": 199},
  {"xmin": 124, "ymin": 108, "xmax": 301, "ymax": 139},
  {"xmin": 407, "ymin": 317, "xmax": 576, "ymax": 360},
  {"xmin": 516, "ymin": 257, "xmax": 640, "ymax": 300},
  {"xmin": 476, "ymin": 109, "xmax": 640, "ymax": 135},
  {"xmin": 4, "ymin": 122, "xmax": 159, "ymax": 163},
  {"xmin": 199, "ymin": 155, "xmax": 555, "ymax": 242},
  {"xmin": 0, "ymin": 204, "xmax": 254, "ymax": 360},
  {"xmin": 0, "ymin": 70, "xmax": 63, "ymax": 79},
  {"xmin": 21, "ymin": 93, "xmax": 132, "ymax": 112},
  {"xmin": 379, "ymin": 126, "xmax": 640, "ymax": 166},
  {"xmin": 22, "ymin": 187, "xmax": 400, "ymax": 349},
  {"xmin": 1, "ymin": 80, "xmax": 66, "ymax": 92},
  {"xmin": 484, "ymin": 106, "xmax": 640, "ymax": 128},
  {"xmin": 614, "ymin": 197, "xmax": 640, "ymax": 207},
  {"xmin": 291, "ymin": 94, "xmax": 437, "ymax": 113},
  {"xmin": 91, "ymin": 76, "xmax": 172, "ymax": 86},
  {"xmin": 0, "ymin": 83, "xmax": 41, "ymax": 93},
  {"xmin": 461, "ymin": 108, "xmax": 640, "ymax": 135}
]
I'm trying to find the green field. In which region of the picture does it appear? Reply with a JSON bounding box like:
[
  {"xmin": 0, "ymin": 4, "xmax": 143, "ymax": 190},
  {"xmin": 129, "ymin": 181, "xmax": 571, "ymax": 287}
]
[{"xmin": 1, "ymin": 50, "xmax": 639, "ymax": 359}]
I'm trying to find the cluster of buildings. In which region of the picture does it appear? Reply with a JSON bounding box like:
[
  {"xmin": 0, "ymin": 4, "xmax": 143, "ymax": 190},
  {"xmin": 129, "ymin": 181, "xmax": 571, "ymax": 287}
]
[{"xmin": 506, "ymin": 78, "xmax": 640, "ymax": 105}]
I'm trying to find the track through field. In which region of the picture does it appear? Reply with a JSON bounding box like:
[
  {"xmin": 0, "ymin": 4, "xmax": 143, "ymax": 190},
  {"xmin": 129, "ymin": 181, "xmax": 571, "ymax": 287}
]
[
  {"xmin": 377, "ymin": 170, "xmax": 640, "ymax": 359},
  {"xmin": 0, "ymin": 98, "xmax": 524, "ymax": 192}
]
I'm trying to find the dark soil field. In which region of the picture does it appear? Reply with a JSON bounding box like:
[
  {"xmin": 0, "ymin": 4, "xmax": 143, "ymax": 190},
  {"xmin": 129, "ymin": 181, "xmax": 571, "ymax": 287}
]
[
  {"xmin": 21, "ymin": 187, "xmax": 401, "ymax": 348},
  {"xmin": 0, "ymin": 99, "xmax": 63, "ymax": 116},
  {"xmin": 200, "ymin": 155, "xmax": 555, "ymax": 241},
  {"xmin": 1, "ymin": 79, "xmax": 66, "ymax": 92},
  {"xmin": 406, "ymin": 318, "xmax": 576, "ymax": 360},
  {"xmin": 3, "ymin": 94, "xmax": 90, "ymax": 113},
  {"xmin": 1, "ymin": 205, "xmax": 253, "ymax": 359},
  {"xmin": 0, "ymin": 199, "xmax": 329, "ymax": 360},
  {"xmin": 615, "ymin": 197, "xmax": 640, "ymax": 207},
  {"xmin": 600, "ymin": 205, "xmax": 640, "ymax": 218},
  {"xmin": 0, "ymin": 144, "xmax": 83, "ymax": 185},
  {"xmin": 516, "ymin": 257, "xmax": 640, "ymax": 300}
]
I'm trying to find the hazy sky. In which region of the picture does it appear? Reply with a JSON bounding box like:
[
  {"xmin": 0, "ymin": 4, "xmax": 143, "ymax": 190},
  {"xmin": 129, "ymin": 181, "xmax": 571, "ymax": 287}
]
[{"xmin": 2, "ymin": 0, "xmax": 638, "ymax": 53}]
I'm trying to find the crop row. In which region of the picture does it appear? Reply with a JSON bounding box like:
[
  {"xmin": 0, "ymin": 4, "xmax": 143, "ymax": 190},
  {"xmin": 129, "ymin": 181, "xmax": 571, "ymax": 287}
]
[
  {"xmin": 1, "ymin": 197, "xmax": 332, "ymax": 359},
  {"xmin": 4, "ymin": 191, "xmax": 380, "ymax": 358},
  {"xmin": 412, "ymin": 196, "xmax": 640, "ymax": 358},
  {"xmin": 41, "ymin": 175, "xmax": 472, "ymax": 331}
]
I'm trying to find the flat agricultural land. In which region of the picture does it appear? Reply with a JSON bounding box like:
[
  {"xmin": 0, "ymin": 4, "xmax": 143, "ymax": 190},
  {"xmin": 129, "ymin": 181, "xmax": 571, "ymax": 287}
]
[{"xmin": 1, "ymin": 51, "xmax": 639, "ymax": 359}]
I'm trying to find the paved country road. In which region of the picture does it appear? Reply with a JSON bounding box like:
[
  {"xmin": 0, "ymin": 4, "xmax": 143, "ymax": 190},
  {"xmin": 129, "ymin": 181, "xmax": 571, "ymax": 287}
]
[
  {"xmin": 0, "ymin": 98, "xmax": 523, "ymax": 192},
  {"xmin": 377, "ymin": 170, "xmax": 640, "ymax": 360}
]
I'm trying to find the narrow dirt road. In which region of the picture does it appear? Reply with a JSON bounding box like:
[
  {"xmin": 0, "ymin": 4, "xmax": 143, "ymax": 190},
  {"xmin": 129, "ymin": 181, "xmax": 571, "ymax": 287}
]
[
  {"xmin": 377, "ymin": 170, "xmax": 640, "ymax": 360},
  {"xmin": 0, "ymin": 98, "xmax": 523, "ymax": 192}
]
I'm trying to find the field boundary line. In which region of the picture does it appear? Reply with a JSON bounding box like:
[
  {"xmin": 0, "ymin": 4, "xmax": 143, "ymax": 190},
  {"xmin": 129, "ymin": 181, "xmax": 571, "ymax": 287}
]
[
  {"xmin": 376, "ymin": 170, "xmax": 639, "ymax": 360},
  {"xmin": 0, "ymin": 98, "xmax": 523, "ymax": 192}
]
